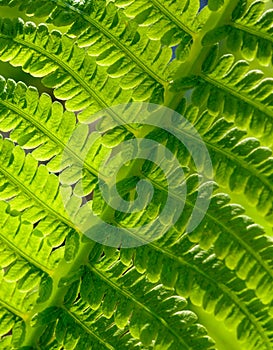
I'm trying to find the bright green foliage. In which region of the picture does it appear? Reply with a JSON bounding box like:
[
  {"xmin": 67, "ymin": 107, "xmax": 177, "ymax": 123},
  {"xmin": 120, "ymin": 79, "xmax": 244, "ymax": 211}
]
[{"xmin": 0, "ymin": 1, "xmax": 272, "ymax": 350}]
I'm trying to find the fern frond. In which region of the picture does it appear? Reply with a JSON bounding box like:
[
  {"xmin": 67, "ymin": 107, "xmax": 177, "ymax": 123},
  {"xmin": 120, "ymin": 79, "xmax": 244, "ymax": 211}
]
[
  {"xmin": 4, "ymin": 77, "xmax": 272, "ymax": 349},
  {"xmin": 0, "ymin": 76, "xmax": 118, "ymax": 191},
  {"xmin": 94, "ymin": 153, "xmax": 273, "ymax": 347},
  {"xmin": 173, "ymin": 53, "xmax": 273, "ymax": 145},
  {"xmin": 31, "ymin": 258, "xmax": 214, "ymax": 349},
  {"xmin": 0, "ymin": 201, "xmax": 53, "ymax": 316},
  {"xmin": 163, "ymin": 242, "xmax": 273, "ymax": 349},
  {"xmin": 203, "ymin": 0, "xmax": 273, "ymax": 65},
  {"xmin": 0, "ymin": 0, "xmax": 172, "ymax": 84},
  {"xmin": 89, "ymin": 236, "xmax": 273, "ymax": 350},
  {"xmin": 68, "ymin": 128, "xmax": 273, "ymax": 347},
  {"xmin": 195, "ymin": 111, "xmax": 273, "ymax": 223},
  {"xmin": 227, "ymin": 0, "xmax": 273, "ymax": 66},
  {"xmin": 147, "ymin": 103, "xmax": 273, "ymax": 223},
  {"xmin": 112, "ymin": 156, "xmax": 273, "ymax": 300},
  {"xmin": 0, "ymin": 305, "xmax": 26, "ymax": 348},
  {"xmin": 138, "ymin": 240, "xmax": 273, "ymax": 349},
  {"xmin": 231, "ymin": 0, "xmax": 273, "ymax": 65},
  {"xmin": 32, "ymin": 305, "xmax": 140, "ymax": 350},
  {"xmin": 0, "ymin": 0, "xmax": 201, "ymax": 75},
  {"xmin": 0, "ymin": 1, "xmax": 272, "ymax": 349},
  {"xmin": 83, "ymin": 128, "xmax": 273, "ymax": 347},
  {"xmin": 0, "ymin": 137, "xmax": 80, "ymax": 270},
  {"xmin": 0, "ymin": 17, "xmax": 164, "ymax": 123},
  {"xmin": 112, "ymin": 0, "xmax": 199, "ymax": 61},
  {"xmin": 0, "ymin": 76, "xmax": 77, "ymax": 169},
  {"xmin": 4, "ymin": 110, "xmax": 272, "ymax": 348}
]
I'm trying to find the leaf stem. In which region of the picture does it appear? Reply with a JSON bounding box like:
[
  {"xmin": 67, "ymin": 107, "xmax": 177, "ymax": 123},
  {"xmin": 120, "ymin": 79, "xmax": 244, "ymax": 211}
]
[{"xmin": 165, "ymin": 0, "xmax": 240, "ymax": 111}]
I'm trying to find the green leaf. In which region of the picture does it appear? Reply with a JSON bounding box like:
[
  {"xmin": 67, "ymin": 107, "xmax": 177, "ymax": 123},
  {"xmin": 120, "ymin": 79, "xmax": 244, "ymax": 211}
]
[
  {"xmin": 64, "ymin": 230, "xmax": 80, "ymax": 262},
  {"xmin": 0, "ymin": 1, "xmax": 272, "ymax": 350},
  {"xmin": 208, "ymin": 0, "xmax": 225, "ymax": 11},
  {"xmin": 37, "ymin": 276, "xmax": 53, "ymax": 303},
  {"xmin": 202, "ymin": 25, "xmax": 231, "ymax": 46},
  {"xmin": 170, "ymin": 75, "xmax": 198, "ymax": 92}
]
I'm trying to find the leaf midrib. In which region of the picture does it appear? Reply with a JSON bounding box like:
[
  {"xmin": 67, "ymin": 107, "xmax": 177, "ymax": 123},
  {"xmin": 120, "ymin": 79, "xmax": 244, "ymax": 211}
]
[
  {"xmin": 150, "ymin": 0, "xmax": 196, "ymax": 36},
  {"xmin": 200, "ymin": 73, "xmax": 273, "ymax": 122},
  {"xmin": 0, "ymin": 223, "xmax": 52, "ymax": 275},
  {"xmin": 64, "ymin": 307, "xmax": 115, "ymax": 350},
  {"xmin": 232, "ymin": 21, "xmax": 273, "ymax": 44},
  {"xmin": 0, "ymin": 298, "xmax": 26, "ymax": 320}
]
